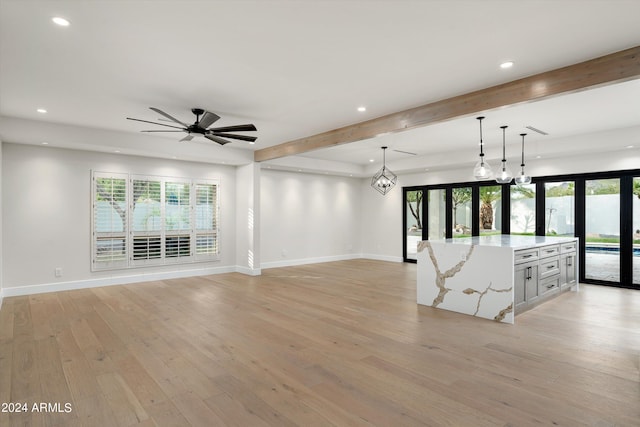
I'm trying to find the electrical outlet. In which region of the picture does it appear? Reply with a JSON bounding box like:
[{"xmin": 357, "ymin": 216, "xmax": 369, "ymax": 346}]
[{"xmin": 55, "ymin": 267, "xmax": 63, "ymax": 277}]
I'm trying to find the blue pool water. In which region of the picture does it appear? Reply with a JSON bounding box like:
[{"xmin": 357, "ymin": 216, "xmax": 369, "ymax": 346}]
[{"xmin": 585, "ymin": 245, "xmax": 640, "ymax": 256}]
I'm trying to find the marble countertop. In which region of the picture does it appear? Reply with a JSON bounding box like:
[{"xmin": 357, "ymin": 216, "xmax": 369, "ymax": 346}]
[{"xmin": 425, "ymin": 234, "xmax": 577, "ymax": 249}]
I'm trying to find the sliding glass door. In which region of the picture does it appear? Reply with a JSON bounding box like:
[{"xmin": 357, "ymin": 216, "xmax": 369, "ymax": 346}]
[
  {"xmin": 404, "ymin": 189, "xmax": 423, "ymax": 261},
  {"xmin": 584, "ymin": 179, "xmax": 621, "ymax": 282}
]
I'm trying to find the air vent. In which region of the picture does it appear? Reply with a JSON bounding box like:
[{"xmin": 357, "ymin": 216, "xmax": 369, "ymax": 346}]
[{"xmin": 525, "ymin": 125, "xmax": 549, "ymax": 136}]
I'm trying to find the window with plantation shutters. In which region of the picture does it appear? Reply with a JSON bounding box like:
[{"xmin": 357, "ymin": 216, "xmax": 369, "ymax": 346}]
[
  {"xmin": 91, "ymin": 171, "xmax": 220, "ymax": 271},
  {"xmin": 92, "ymin": 172, "xmax": 128, "ymax": 270}
]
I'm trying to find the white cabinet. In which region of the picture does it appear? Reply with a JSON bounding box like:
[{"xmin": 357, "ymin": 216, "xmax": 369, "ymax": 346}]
[{"xmin": 514, "ymin": 240, "xmax": 577, "ymax": 315}]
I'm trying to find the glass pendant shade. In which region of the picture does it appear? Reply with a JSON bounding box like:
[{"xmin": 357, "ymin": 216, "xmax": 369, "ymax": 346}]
[
  {"xmin": 473, "ymin": 116, "xmax": 493, "ymax": 180},
  {"xmin": 473, "ymin": 159, "xmax": 493, "ymax": 180},
  {"xmin": 371, "ymin": 146, "xmax": 397, "ymax": 195},
  {"xmin": 495, "ymin": 125, "xmax": 513, "ymax": 184},
  {"xmin": 514, "ymin": 133, "xmax": 532, "ymax": 185}
]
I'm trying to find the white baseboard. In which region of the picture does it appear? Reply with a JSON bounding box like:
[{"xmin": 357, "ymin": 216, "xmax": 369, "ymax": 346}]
[
  {"xmin": 0, "ymin": 256, "xmax": 404, "ymax": 298},
  {"xmin": 235, "ymin": 266, "xmax": 262, "ymax": 276},
  {"xmin": 360, "ymin": 253, "xmax": 404, "ymax": 263},
  {"xmin": 261, "ymin": 253, "xmax": 363, "ymax": 270},
  {"xmin": 1, "ymin": 265, "xmax": 238, "ymax": 298}
]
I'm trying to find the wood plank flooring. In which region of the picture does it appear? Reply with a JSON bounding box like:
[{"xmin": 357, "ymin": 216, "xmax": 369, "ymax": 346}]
[{"xmin": 0, "ymin": 259, "xmax": 638, "ymax": 426}]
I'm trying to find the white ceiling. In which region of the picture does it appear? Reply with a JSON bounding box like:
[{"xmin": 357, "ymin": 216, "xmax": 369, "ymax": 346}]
[{"xmin": 1, "ymin": 0, "xmax": 639, "ymax": 174}]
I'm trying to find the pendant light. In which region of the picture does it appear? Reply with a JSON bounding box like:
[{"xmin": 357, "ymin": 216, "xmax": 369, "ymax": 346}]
[
  {"xmin": 514, "ymin": 133, "xmax": 532, "ymax": 185},
  {"xmin": 371, "ymin": 146, "xmax": 397, "ymax": 195},
  {"xmin": 473, "ymin": 116, "xmax": 493, "ymax": 180},
  {"xmin": 495, "ymin": 125, "xmax": 513, "ymax": 184}
]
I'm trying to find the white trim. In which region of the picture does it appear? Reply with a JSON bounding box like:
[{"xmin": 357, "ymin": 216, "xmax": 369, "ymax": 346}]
[
  {"xmin": 360, "ymin": 253, "xmax": 404, "ymax": 263},
  {"xmin": 261, "ymin": 253, "xmax": 363, "ymax": 269},
  {"xmin": 0, "ymin": 289, "xmax": 4, "ymax": 311},
  {"xmin": 1, "ymin": 266, "xmax": 236, "ymax": 297},
  {"xmin": 235, "ymin": 266, "xmax": 262, "ymax": 276}
]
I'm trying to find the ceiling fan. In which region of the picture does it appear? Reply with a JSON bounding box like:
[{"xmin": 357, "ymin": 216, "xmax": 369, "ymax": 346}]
[{"xmin": 127, "ymin": 107, "xmax": 257, "ymax": 145}]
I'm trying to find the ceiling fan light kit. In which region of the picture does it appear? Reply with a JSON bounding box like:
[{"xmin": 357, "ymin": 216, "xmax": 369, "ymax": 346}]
[
  {"xmin": 127, "ymin": 107, "xmax": 257, "ymax": 146},
  {"xmin": 371, "ymin": 146, "xmax": 397, "ymax": 195}
]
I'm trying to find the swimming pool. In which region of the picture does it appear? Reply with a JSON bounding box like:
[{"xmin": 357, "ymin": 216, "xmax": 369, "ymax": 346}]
[{"xmin": 585, "ymin": 245, "xmax": 640, "ymax": 256}]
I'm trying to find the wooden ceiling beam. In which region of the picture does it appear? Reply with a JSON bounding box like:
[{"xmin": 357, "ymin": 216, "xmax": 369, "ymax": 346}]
[{"xmin": 254, "ymin": 45, "xmax": 640, "ymax": 162}]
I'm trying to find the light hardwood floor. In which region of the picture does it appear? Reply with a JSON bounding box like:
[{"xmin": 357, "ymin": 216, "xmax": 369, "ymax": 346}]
[{"xmin": 0, "ymin": 259, "xmax": 638, "ymax": 426}]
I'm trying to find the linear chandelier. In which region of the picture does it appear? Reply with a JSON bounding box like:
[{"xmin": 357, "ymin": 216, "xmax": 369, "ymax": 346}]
[{"xmin": 371, "ymin": 146, "xmax": 397, "ymax": 195}]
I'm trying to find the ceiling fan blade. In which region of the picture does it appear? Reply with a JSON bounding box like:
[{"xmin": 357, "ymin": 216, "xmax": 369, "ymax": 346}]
[
  {"xmin": 126, "ymin": 117, "xmax": 185, "ymax": 130},
  {"xmin": 149, "ymin": 107, "xmax": 188, "ymax": 127},
  {"xmin": 205, "ymin": 134, "xmax": 232, "ymax": 145},
  {"xmin": 210, "ymin": 124, "xmax": 257, "ymax": 133},
  {"xmin": 211, "ymin": 132, "xmax": 257, "ymax": 142},
  {"xmin": 393, "ymin": 149, "xmax": 417, "ymax": 156},
  {"xmin": 180, "ymin": 135, "xmax": 194, "ymax": 142},
  {"xmin": 197, "ymin": 111, "xmax": 221, "ymax": 129}
]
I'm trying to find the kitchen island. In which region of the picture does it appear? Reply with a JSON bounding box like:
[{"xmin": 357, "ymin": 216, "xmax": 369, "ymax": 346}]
[{"xmin": 417, "ymin": 235, "xmax": 579, "ymax": 324}]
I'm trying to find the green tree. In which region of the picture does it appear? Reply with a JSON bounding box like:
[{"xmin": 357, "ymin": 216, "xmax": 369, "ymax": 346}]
[
  {"xmin": 479, "ymin": 186, "xmax": 501, "ymax": 230},
  {"xmin": 452, "ymin": 188, "xmax": 471, "ymax": 226},
  {"xmin": 406, "ymin": 191, "xmax": 423, "ymax": 229}
]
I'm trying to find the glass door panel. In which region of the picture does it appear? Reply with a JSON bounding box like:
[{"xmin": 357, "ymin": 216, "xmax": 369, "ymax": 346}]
[
  {"xmin": 585, "ymin": 178, "xmax": 620, "ymax": 282},
  {"xmin": 479, "ymin": 185, "xmax": 502, "ymax": 235},
  {"xmin": 511, "ymin": 183, "xmax": 536, "ymax": 235},
  {"xmin": 405, "ymin": 190, "xmax": 423, "ymax": 260},
  {"xmin": 428, "ymin": 189, "xmax": 446, "ymax": 240},
  {"xmin": 545, "ymin": 181, "xmax": 575, "ymax": 236},
  {"xmin": 634, "ymin": 177, "xmax": 640, "ymax": 285},
  {"xmin": 451, "ymin": 187, "xmax": 472, "ymax": 238}
]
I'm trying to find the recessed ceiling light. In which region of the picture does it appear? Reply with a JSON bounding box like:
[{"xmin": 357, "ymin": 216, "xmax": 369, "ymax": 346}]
[
  {"xmin": 114, "ymin": 150, "xmax": 121, "ymax": 153},
  {"xmin": 369, "ymin": 159, "xmax": 374, "ymax": 163},
  {"xmin": 626, "ymin": 145, "xmax": 634, "ymax": 149},
  {"xmin": 52, "ymin": 17, "xmax": 70, "ymax": 27},
  {"xmin": 357, "ymin": 106, "xmax": 367, "ymax": 112},
  {"xmin": 41, "ymin": 142, "xmax": 49, "ymax": 145},
  {"xmin": 249, "ymin": 141, "xmax": 255, "ymax": 145},
  {"xmin": 500, "ymin": 61, "xmax": 514, "ymax": 69},
  {"xmin": 37, "ymin": 108, "xmax": 47, "ymax": 114},
  {"xmin": 536, "ymin": 155, "xmax": 542, "ymax": 159}
]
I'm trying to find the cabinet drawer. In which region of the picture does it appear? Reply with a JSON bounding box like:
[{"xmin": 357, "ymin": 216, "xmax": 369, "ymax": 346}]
[
  {"xmin": 561, "ymin": 241, "xmax": 577, "ymax": 253},
  {"xmin": 539, "ymin": 244, "xmax": 560, "ymax": 259},
  {"xmin": 539, "ymin": 256, "xmax": 560, "ymax": 279},
  {"xmin": 539, "ymin": 276, "xmax": 560, "ymax": 296},
  {"xmin": 515, "ymin": 248, "xmax": 538, "ymax": 264}
]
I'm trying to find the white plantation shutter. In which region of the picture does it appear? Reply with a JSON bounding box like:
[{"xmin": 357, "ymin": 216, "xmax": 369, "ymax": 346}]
[
  {"xmin": 195, "ymin": 182, "xmax": 219, "ymax": 259},
  {"xmin": 130, "ymin": 176, "xmax": 163, "ymax": 266},
  {"xmin": 91, "ymin": 172, "xmax": 219, "ymax": 271},
  {"xmin": 164, "ymin": 179, "xmax": 192, "ymax": 263},
  {"xmin": 92, "ymin": 172, "xmax": 128, "ymax": 270}
]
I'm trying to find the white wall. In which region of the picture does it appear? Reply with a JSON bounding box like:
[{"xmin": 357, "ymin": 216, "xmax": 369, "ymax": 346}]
[
  {"xmin": 2, "ymin": 143, "xmax": 238, "ymax": 294},
  {"xmin": 260, "ymin": 169, "xmax": 362, "ymax": 267},
  {"xmin": 0, "ymin": 140, "xmax": 3, "ymax": 308},
  {"xmin": 235, "ymin": 163, "xmax": 261, "ymax": 275}
]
